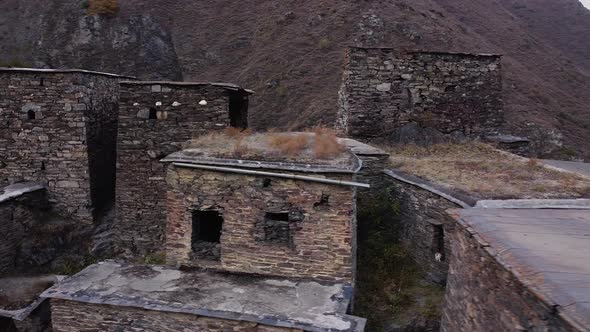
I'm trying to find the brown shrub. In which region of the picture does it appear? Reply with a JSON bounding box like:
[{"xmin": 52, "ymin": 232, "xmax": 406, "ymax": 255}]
[
  {"xmin": 224, "ymin": 127, "xmax": 251, "ymax": 138},
  {"xmin": 313, "ymin": 127, "xmax": 344, "ymax": 158},
  {"xmin": 270, "ymin": 134, "xmax": 309, "ymax": 156},
  {"xmin": 233, "ymin": 136, "xmax": 249, "ymax": 156},
  {"xmin": 87, "ymin": 0, "xmax": 119, "ymax": 15}
]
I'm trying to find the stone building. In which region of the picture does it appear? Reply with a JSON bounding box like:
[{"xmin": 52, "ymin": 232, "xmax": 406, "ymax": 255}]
[
  {"xmin": 115, "ymin": 81, "xmax": 251, "ymax": 256},
  {"xmin": 442, "ymin": 208, "xmax": 590, "ymax": 332},
  {"xmin": 161, "ymin": 134, "xmax": 365, "ymax": 281},
  {"xmin": 0, "ymin": 68, "xmax": 132, "ymax": 224},
  {"xmin": 337, "ymin": 47, "xmax": 504, "ymax": 140},
  {"xmin": 42, "ymin": 133, "xmax": 368, "ymax": 331}
]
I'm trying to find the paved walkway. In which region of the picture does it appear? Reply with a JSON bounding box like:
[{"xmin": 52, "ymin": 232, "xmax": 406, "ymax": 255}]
[{"xmin": 542, "ymin": 159, "xmax": 590, "ymax": 177}]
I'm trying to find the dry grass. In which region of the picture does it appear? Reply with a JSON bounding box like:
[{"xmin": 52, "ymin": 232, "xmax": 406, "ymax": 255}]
[
  {"xmin": 184, "ymin": 128, "xmax": 348, "ymax": 162},
  {"xmin": 312, "ymin": 127, "xmax": 345, "ymax": 158},
  {"xmin": 87, "ymin": 0, "xmax": 119, "ymax": 15},
  {"xmin": 386, "ymin": 142, "xmax": 590, "ymax": 199},
  {"xmin": 269, "ymin": 134, "xmax": 310, "ymax": 156}
]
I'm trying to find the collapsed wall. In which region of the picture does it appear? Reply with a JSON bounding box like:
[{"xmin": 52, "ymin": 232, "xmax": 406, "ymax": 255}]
[
  {"xmin": 338, "ymin": 47, "xmax": 503, "ymax": 140},
  {"xmin": 0, "ymin": 68, "xmax": 128, "ymax": 224},
  {"xmin": 115, "ymin": 81, "xmax": 250, "ymax": 256}
]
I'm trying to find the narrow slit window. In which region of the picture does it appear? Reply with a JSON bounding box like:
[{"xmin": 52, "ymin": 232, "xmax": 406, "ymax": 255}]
[
  {"xmin": 148, "ymin": 108, "xmax": 158, "ymax": 120},
  {"xmin": 432, "ymin": 224, "xmax": 445, "ymax": 261},
  {"xmin": 191, "ymin": 210, "xmax": 223, "ymax": 261},
  {"xmin": 264, "ymin": 212, "xmax": 290, "ymax": 245}
]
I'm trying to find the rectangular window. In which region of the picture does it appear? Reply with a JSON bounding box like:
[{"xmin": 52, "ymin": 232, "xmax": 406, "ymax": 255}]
[
  {"xmin": 264, "ymin": 212, "xmax": 290, "ymax": 245},
  {"xmin": 191, "ymin": 210, "xmax": 223, "ymax": 261}
]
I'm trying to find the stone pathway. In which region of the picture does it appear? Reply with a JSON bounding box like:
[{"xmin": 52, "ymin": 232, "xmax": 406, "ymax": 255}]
[{"xmin": 542, "ymin": 159, "xmax": 590, "ymax": 177}]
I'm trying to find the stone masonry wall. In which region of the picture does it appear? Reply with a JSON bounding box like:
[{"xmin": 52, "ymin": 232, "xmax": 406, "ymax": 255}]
[
  {"xmin": 0, "ymin": 190, "xmax": 46, "ymax": 275},
  {"xmin": 0, "ymin": 71, "xmax": 122, "ymax": 224},
  {"xmin": 338, "ymin": 47, "xmax": 503, "ymax": 139},
  {"xmin": 441, "ymin": 223, "xmax": 576, "ymax": 332},
  {"xmin": 165, "ymin": 166, "xmax": 357, "ymax": 281},
  {"xmin": 51, "ymin": 299, "xmax": 301, "ymax": 332},
  {"xmin": 384, "ymin": 174, "xmax": 462, "ymax": 284},
  {"xmin": 115, "ymin": 83, "xmax": 236, "ymax": 256}
]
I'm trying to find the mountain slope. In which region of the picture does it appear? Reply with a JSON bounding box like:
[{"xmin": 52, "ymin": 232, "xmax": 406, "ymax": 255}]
[{"xmin": 1, "ymin": 0, "xmax": 589, "ymax": 158}]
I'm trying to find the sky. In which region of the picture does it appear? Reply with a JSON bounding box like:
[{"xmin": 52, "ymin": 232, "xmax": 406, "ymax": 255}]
[{"xmin": 582, "ymin": 0, "xmax": 590, "ymax": 9}]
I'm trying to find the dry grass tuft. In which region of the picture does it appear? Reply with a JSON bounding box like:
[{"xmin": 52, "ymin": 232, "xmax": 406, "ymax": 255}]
[
  {"xmin": 87, "ymin": 0, "xmax": 119, "ymax": 15},
  {"xmin": 386, "ymin": 142, "xmax": 590, "ymax": 199},
  {"xmin": 269, "ymin": 134, "xmax": 310, "ymax": 156},
  {"xmin": 312, "ymin": 126, "xmax": 345, "ymax": 158}
]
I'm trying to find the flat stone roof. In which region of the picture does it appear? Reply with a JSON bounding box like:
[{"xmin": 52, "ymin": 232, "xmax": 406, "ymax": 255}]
[
  {"xmin": 0, "ymin": 182, "xmax": 44, "ymax": 205},
  {"xmin": 162, "ymin": 133, "xmax": 362, "ymax": 174},
  {"xmin": 0, "ymin": 67, "xmax": 135, "ymax": 79},
  {"xmin": 451, "ymin": 208, "xmax": 590, "ymax": 330},
  {"xmin": 119, "ymin": 80, "xmax": 254, "ymax": 94},
  {"xmin": 42, "ymin": 262, "xmax": 365, "ymax": 332}
]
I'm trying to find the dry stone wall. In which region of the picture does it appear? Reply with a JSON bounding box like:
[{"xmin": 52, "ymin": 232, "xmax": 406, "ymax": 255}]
[
  {"xmin": 115, "ymin": 83, "xmax": 236, "ymax": 256},
  {"xmin": 383, "ymin": 173, "xmax": 465, "ymax": 284},
  {"xmin": 165, "ymin": 166, "xmax": 357, "ymax": 281},
  {"xmin": 338, "ymin": 47, "xmax": 503, "ymax": 139},
  {"xmin": 50, "ymin": 299, "xmax": 301, "ymax": 332},
  {"xmin": 441, "ymin": 222, "xmax": 576, "ymax": 332},
  {"xmin": 0, "ymin": 70, "xmax": 122, "ymax": 224}
]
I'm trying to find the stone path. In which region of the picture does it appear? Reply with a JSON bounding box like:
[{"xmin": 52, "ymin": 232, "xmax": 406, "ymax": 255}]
[{"xmin": 542, "ymin": 159, "xmax": 590, "ymax": 177}]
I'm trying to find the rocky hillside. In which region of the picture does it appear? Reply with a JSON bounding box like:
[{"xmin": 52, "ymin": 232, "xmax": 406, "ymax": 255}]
[{"xmin": 1, "ymin": 0, "xmax": 589, "ymax": 158}]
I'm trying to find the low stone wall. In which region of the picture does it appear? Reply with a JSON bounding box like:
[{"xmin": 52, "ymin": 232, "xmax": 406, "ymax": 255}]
[
  {"xmin": 383, "ymin": 170, "xmax": 470, "ymax": 284},
  {"xmin": 50, "ymin": 299, "xmax": 301, "ymax": 332},
  {"xmin": 165, "ymin": 165, "xmax": 357, "ymax": 281},
  {"xmin": 441, "ymin": 220, "xmax": 576, "ymax": 332}
]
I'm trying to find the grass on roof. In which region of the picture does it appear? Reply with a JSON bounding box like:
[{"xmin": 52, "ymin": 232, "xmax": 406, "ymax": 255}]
[
  {"xmin": 183, "ymin": 127, "xmax": 347, "ymax": 161},
  {"xmin": 386, "ymin": 142, "xmax": 590, "ymax": 199}
]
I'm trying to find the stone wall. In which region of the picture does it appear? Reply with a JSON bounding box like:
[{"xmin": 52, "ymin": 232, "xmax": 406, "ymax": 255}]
[
  {"xmin": 338, "ymin": 47, "xmax": 503, "ymax": 139},
  {"xmin": 50, "ymin": 299, "xmax": 301, "ymax": 332},
  {"xmin": 0, "ymin": 70, "xmax": 123, "ymax": 224},
  {"xmin": 441, "ymin": 221, "xmax": 576, "ymax": 332},
  {"xmin": 115, "ymin": 82, "xmax": 246, "ymax": 256},
  {"xmin": 0, "ymin": 189, "xmax": 46, "ymax": 275},
  {"xmin": 165, "ymin": 165, "xmax": 357, "ymax": 281},
  {"xmin": 383, "ymin": 171, "xmax": 466, "ymax": 284}
]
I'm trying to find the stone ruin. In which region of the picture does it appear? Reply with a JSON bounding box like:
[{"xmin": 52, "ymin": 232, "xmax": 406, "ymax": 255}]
[
  {"xmin": 337, "ymin": 47, "xmax": 504, "ymax": 143},
  {"xmin": 0, "ymin": 66, "xmax": 370, "ymax": 331}
]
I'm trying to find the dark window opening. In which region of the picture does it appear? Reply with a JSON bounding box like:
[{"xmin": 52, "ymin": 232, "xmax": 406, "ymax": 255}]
[
  {"xmin": 314, "ymin": 193, "xmax": 330, "ymax": 207},
  {"xmin": 262, "ymin": 178, "xmax": 272, "ymax": 188},
  {"xmin": 445, "ymin": 85, "xmax": 457, "ymax": 92},
  {"xmin": 148, "ymin": 108, "xmax": 158, "ymax": 120},
  {"xmin": 41, "ymin": 161, "xmax": 46, "ymax": 171},
  {"xmin": 39, "ymin": 78, "xmax": 44, "ymax": 86},
  {"xmin": 27, "ymin": 110, "xmax": 36, "ymax": 120},
  {"xmin": 264, "ymin": 212, "xmax": 290, "ymax": 245},
  {"xmin": 192, "ymin": 210, "xmax": 223, "ymax": 261},
  {"xmin": 432, "ymin": 224, "xmax": 445, "ymax": 261},
  {"xmin": 229, "ymin": 91, "xmax": 249, "ymax": 129}
]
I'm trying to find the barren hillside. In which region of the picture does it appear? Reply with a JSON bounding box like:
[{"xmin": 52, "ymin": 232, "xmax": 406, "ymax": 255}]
[{"xmin": 1, "ymin": 0, "xmax": 589, "ymax": 158}]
